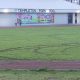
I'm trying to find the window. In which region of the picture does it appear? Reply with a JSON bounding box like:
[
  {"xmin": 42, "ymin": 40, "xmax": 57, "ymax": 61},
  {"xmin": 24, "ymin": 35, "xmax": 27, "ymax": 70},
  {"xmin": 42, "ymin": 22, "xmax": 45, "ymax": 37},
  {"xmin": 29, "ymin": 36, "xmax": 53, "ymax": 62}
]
[
  {"xmin": 68, "ymin": 13, "xmax": 73, "ymax": 24},
  {"xmin": 75, "ymin": 13, "xmax": 77, "ymax": 24}
]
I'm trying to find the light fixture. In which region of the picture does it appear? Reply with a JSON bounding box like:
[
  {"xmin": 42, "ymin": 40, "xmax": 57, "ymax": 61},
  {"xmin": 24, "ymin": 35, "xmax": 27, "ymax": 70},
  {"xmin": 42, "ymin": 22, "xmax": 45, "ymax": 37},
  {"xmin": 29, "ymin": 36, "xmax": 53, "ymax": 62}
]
[
  {"xmin": 46, "ymin": 10, "xmax": 49, "ymax": 13},
  {"xmin": 74, "ymin": 0, "xmax": 77, "ymax": 3},
  {"xmin": 3, "ymin": 9, "xmax": 10, "ymax": 13},
  {"xmin": 76, "ymin": 10, "xmax": 80, "ymax": 13}
]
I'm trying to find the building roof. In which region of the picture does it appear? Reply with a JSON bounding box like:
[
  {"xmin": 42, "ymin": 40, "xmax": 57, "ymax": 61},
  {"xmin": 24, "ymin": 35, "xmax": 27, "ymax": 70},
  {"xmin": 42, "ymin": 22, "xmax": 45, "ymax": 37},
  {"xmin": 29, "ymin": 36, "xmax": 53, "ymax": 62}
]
[{"xmin": 0, "ymin": 0, "xmax": 80, "ymax": 10}]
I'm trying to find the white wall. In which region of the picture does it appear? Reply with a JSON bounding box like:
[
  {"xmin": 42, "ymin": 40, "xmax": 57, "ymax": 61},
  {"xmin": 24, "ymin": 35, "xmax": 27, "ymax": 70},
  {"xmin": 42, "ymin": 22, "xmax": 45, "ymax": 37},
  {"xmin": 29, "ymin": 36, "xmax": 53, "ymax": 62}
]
[
  {"xmin": 54, "ymin": 13, "xmax": 68, "ymax": 24},
  {"xmin": 0, "ymin": 13, "xmax": 79, "ymax": 26},
  {"xmin": 0, "ymin": 13, "xmax": 17, "ymax": 26}
]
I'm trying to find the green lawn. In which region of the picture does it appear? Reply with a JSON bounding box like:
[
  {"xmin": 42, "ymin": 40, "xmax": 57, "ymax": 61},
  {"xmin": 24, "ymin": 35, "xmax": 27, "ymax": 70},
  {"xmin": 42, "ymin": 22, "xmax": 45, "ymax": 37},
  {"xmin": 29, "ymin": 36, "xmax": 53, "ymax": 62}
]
[
  {"xmin": 0, "ymin": 70, "xmax": 80, "ymax": 80},
  {"xmin": 0, "ymin": 27, "xmax": 80, "ymax": 60}
]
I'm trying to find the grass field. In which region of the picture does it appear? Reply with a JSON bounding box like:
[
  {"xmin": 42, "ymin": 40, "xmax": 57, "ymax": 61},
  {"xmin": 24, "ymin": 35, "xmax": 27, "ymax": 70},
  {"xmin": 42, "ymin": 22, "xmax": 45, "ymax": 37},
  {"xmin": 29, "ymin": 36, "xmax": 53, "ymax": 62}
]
[
  {"xmin": 0, "ymin": 70, "xmax": 80, "ymax": 80},
  {"xmin": 0, "ymin": 26, "xmax": 80, "ymax": 60}
]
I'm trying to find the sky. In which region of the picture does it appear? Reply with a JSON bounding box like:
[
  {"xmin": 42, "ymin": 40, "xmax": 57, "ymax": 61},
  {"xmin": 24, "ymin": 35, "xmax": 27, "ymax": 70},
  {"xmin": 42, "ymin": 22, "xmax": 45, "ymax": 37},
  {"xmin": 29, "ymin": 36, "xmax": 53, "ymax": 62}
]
[{"xmin": 0, "ymin": 0, "xmax": 80, "ymax": 9}]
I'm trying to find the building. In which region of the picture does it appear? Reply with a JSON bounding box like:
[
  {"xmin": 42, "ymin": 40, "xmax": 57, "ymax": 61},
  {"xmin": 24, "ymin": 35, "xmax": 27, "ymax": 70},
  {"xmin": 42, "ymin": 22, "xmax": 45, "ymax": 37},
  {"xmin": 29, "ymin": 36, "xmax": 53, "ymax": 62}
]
[
  {"xmin": 65, "ymin": 0, "xmax": 80, "ymax": 5},
  {"xmin": 0, "ymin": 0, "xmax": 80, "ymax": 26}
]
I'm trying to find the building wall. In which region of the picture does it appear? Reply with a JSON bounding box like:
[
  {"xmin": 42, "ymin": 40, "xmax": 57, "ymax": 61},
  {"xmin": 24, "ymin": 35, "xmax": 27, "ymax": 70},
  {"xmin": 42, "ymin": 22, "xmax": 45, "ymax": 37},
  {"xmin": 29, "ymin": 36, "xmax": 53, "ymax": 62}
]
[
  {"xmin": 0, "ymin": 13, "xmax": 17, "ymax": 26},
  {"xmin": 54, "ymin": 13, "xmax": 68, "ymax": 24},
  {"xmin": 0, "ymin": 13, "xmax": 79, "ymax": 26}
]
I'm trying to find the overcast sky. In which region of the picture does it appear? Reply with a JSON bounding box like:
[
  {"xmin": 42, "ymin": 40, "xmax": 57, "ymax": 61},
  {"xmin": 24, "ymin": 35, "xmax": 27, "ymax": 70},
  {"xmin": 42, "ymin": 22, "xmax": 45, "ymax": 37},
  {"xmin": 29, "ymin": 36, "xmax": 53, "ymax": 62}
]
[{"xmin": 0, "ymin": 0, "xmax": 80, "ymax": 9}]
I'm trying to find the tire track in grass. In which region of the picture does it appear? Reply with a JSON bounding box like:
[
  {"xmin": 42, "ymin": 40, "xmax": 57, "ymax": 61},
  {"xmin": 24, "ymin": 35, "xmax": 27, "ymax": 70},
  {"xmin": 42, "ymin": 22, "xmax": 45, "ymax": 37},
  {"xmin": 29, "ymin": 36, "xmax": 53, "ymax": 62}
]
[{"xmin": 0, "ymin": 42, "xmax": 80, "ymax": 59}]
